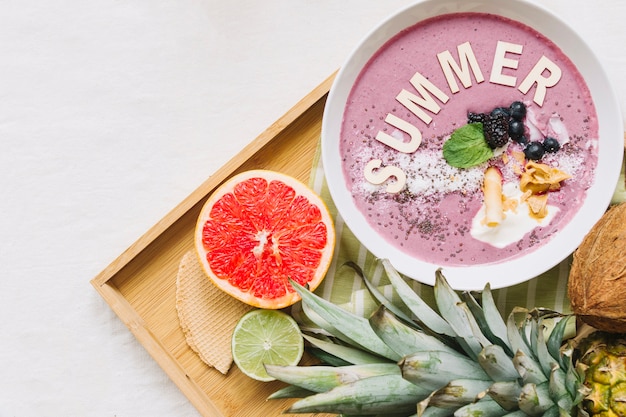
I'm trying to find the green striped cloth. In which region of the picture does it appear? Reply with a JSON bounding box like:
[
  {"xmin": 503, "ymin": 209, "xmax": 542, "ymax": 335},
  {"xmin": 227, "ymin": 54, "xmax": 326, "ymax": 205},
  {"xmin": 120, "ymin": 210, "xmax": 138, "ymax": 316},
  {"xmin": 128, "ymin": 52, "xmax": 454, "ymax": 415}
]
[{"xmin": 307, "ymin": 140, "xmax": 576, "ymax": 319}]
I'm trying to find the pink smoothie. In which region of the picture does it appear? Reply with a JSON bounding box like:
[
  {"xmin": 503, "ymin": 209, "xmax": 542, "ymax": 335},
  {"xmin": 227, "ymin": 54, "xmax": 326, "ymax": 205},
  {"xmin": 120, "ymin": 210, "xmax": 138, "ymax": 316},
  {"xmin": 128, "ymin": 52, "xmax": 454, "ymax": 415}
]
[{"xmin": 340, "ymin": 12, "xmax": 598, "ymax": 266}]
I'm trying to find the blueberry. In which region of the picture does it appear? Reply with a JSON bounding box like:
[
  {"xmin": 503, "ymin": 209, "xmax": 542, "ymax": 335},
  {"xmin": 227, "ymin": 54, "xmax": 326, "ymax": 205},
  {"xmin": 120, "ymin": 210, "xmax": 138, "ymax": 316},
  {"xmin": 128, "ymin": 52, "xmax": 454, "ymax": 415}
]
[
  {"xmin": 524, "ymin": 141, "xmax": 545, "ymax": 160},
  {"xmin": 508, "ymin": 120, "xmax": 525, "ymax": 140},
  {"xmin": 509, "ymin": 101, "xmax": 527, "ymax": 121},
  {"xmin": 543, "ymin": 136, "xmax": 560, "ymax": 153},
  {"xmin": 490, "ymin": 107, "xmax": 510, "ymax": 118},
  {"xmin": 514, "ymin": 134, "xmax": 528, "ymax": 145}
]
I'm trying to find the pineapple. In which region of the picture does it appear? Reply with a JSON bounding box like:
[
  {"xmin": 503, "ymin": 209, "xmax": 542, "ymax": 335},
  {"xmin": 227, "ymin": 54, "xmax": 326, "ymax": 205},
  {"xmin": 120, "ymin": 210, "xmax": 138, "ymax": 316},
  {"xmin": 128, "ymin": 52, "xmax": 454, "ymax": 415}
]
[
  {"xmin": 264, "ymin": 259, "xmax": 626, "ymax": 417},
  {"xmin": 573, "ymin": 328, "xmax": 626, "ymax": 417}
]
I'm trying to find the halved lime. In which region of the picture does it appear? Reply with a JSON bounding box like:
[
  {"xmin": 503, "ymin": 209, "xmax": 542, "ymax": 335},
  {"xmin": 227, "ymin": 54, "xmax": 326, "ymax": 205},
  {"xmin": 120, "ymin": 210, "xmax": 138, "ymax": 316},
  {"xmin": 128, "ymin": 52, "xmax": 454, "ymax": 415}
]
[{"xmin": 231, "ymin": 309, "xmax": 304, "ymax": 381}]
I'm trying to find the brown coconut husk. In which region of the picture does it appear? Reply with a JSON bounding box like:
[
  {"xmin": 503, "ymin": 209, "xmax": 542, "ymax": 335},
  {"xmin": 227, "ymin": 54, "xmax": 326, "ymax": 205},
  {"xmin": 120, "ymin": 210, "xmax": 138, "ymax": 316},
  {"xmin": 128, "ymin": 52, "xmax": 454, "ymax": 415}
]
[{"xmin": 568, "ymin": 203, "xmax": 626, "ymax": 333}]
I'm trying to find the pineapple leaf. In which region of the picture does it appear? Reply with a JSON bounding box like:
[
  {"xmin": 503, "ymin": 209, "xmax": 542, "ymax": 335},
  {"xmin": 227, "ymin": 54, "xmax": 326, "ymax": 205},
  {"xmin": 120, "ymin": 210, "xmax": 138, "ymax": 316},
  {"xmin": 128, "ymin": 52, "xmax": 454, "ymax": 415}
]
[
  {"xmin": 518, "ymin": 381, "xmax": 555, "ymax": 415},
  {"xmin": 267, "ymin": 385, "xmax": 316, "ymax": 399},
  {"xmin": 478, "ymin": 344, "xmax": 519, "ymax": 381},
  {"xmin": 401, "ymin": 350, "xmax": 489, "ymax": 391},
  {"xmin": 499, "ymin": 410, "xmax": 531, "ymax": 417},
  {"xmin": 286, "ymin": 374, "xmax": 430, "ymax": 415},
  {"xmin": 346, "ymin": 261, "xmax": 416, "ymax": 326},
  {"xmin": 306, "ymin": 346, "xmax": 352, "ymax": 367},
  {"xmin": 530, "ymin": 314, "xmax": 541, "ymax": 359},
  {"xmin": 300, "ymin": 299, "xmax": 360, "ymax": 348},
  {"xmin": 562, "ymin": 347, "xmax": 585, "ymax": 406},
  {"xmin": 416, "ymin": 403, "xmax": 452, "ymax": 417},
  {"xmin": 369, "ymin": 305, "xmax": 460, "ymax": 358},
  {"xmin": 487, "ymin": 380, "xmax": 523, "ymax": 410},
  {"xmin": 542, "ymin": 405, "xmax": 566, "ymax": 417},
  {"xmin": 302, "ymin": 334, "xmax": 389, "ymax": 365},
  {"xmin": 462, "ymin": 288, "xmax": 512, "ymax": 355},
  {"xmin": 265, "ymin": 362, "xmax": 400, "ymax": 394},
  {"xmin": 535, "ymin": 319, "xmax": 558, "ymax": 376},
  {"xmin": 454, "ymin": 398, "xmax": 507, "ymax": 417},
  {"xmin": 478, "ymin": 283, "xmax": 512, "ymax": 352},
  {"xmin": 292, "ymin": 280, "xmax": 402, "ymax": 361},
  {"xmin": 507, "ymin": 308, "xmax": 535, "ymax": 359},
  {"xmin": 514, "ymin": 350, "xmax": 548, "ymax": 385},
  {"xmin": 429, "ymin": 379, "xmax": 492, "ymax": 408},
  {"xmin": 417, "ymin": 391, "xmax": 467, "ymax": 417},
  {"xmin": 547, "ymin": 315, "xmax": 575, "ymax": 369},
  {"xmin": 435, "ymin": 270, "xmax": 491, "ymax": 360},
  {"xmin": 548, "ymin": 364, "xmax": 574, "ymax": 412},
  {"xmin": 382, "ymin": 259, "xmax": 455, "ymax": 337}
]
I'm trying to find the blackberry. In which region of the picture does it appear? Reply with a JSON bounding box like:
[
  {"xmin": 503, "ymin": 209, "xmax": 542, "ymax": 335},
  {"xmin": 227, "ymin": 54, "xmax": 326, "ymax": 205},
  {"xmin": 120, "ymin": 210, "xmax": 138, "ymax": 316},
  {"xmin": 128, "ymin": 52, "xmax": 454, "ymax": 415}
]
[
  {"xmin": 543, "ymin": 136, "xmax": 560, "ymax": 153},
  {"xmin": 524, "ymin": 141, "xmax": 545, "ymax": 160},
  {"xmin": 483, "ymin": 114, "xmax": 509, "ymax": 149},
  {"xmin": 467, "ymin": 112, "xmax": 486, "ymax": 124},
  {"xmin": 509, "ymin": 101, "xmax": 527, "ymax": 121}
]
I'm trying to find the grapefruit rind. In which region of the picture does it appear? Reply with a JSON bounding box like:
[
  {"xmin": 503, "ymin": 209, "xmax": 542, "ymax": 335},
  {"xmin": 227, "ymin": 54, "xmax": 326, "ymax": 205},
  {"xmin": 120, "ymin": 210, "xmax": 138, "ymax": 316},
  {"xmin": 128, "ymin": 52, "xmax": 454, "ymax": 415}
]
[{"xmin": 194, "ymin": 170, "xmax": 335, "ymax": 309}]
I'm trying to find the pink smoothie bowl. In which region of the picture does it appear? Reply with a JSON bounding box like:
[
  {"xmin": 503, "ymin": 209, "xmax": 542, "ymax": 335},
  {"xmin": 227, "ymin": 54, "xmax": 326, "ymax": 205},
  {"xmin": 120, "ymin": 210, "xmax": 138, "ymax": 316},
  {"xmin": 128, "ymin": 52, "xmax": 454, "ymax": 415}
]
[{"xmin": 321, "ymin": 0, "xmax": 624, "ymax": 290}]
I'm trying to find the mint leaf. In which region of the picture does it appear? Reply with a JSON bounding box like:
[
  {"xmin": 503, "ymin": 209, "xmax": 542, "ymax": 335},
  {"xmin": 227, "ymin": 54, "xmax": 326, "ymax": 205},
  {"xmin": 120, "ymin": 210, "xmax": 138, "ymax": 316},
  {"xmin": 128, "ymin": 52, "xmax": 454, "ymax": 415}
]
[{"xmin": 442, "ymin": 123, "xmax": 493, "ymax": 168}]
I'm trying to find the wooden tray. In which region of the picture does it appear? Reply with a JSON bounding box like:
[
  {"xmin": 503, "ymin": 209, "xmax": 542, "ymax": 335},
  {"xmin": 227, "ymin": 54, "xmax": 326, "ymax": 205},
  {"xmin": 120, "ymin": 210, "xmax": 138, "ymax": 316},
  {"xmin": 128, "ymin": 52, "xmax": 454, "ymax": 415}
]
[{"xmin": 91, "ymin": 73, "xmax": 337, "ymax": 417}]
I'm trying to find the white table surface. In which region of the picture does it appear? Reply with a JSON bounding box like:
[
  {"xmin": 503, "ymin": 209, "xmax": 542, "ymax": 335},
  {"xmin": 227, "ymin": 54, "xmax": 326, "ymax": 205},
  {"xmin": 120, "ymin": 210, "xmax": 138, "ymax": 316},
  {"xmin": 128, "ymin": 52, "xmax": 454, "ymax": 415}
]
[{"xmin": 1, "ymin": 1, "xmax": 624, "ymax": 416}]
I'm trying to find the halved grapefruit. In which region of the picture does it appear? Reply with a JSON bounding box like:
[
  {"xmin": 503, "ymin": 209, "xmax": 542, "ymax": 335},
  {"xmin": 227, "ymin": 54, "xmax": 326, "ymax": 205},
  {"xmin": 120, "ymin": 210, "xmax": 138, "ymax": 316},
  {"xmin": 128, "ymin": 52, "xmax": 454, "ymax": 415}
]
[{"xmin": 194, "ymin": 170, "xmax": 335, "ymax": 309}]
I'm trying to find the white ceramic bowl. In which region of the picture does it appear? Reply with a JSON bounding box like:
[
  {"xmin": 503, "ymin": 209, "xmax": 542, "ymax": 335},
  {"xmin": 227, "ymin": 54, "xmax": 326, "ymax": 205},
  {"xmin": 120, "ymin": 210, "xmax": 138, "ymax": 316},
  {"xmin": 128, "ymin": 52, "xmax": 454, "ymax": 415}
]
[{"xmin": 321, "ymin": 0, "xmax": 623, "ymax": 290}]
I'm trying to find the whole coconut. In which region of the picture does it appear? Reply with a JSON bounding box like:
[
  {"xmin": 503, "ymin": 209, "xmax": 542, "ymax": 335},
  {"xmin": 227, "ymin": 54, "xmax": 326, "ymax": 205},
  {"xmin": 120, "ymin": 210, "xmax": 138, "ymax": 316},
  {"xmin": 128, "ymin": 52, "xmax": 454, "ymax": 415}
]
[{"xmin": 568, "ymin": 203, "xmax": 626, "ymax": 332}]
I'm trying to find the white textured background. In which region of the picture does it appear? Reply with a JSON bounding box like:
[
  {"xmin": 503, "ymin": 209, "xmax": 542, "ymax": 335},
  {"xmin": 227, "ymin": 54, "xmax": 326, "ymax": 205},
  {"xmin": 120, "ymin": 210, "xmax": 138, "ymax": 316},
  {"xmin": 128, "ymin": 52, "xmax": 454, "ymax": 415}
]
[{"xmin": 0, "ymin": 1, "xmax": 624, "ymax": 416}]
